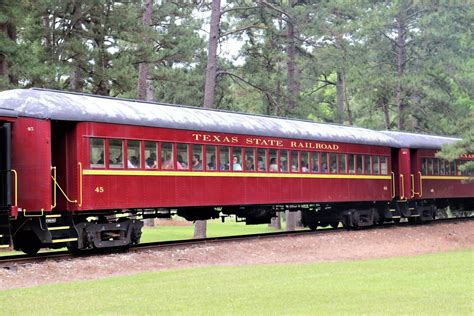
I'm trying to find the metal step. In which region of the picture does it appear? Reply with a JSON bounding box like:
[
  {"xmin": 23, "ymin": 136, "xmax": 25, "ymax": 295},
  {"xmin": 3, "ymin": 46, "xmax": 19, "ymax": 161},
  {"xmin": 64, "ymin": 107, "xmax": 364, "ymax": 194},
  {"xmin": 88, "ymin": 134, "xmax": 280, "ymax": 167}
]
[
  {"xmin": 0, "ymin": 211, "xmax": 12, "ymax": 249},
  {"xmin": 45, "ymin": 213, "xmax": 78, "ymax": 245}
]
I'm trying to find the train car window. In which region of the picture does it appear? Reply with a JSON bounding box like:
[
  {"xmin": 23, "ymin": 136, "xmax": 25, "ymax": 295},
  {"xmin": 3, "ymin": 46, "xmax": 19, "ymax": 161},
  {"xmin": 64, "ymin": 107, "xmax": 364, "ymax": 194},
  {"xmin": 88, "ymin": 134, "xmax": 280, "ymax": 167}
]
[
  {"xmin": 356, "ymin": 155, "xmax": 363, "ymax": 174},
  {"xmin": 177, "ymin": 144, "xmax": 189, "ymax": 169},
  {"xmin": 421, "ymin": 158, "xmax": 427, "ymax": 175},
  {"xmin": 457, "ymin": 160, "xmax": 464, "ymax": 175},
  {"xmin": 348, "ymin": 154, "xmax": 355, "ymax": 174},
  {"xmin": 161, "ymin": 142, "xmax": 174, "ymax": 170},
  {"xmin": 232, "ymin": 147, "xmax": 243, "ymax": 171},
  {"xmin": 339, "ymin": 154, "xmax": 347, "ymax": 173},
  {"xmin": 245, "ymin": 148, "xmax": 255, "ymax": 171},
  {"xmin": 321, "ymin": 153, "xmax": 329, "ymax": 173},
  {"xmin": 380, "ymin": 156, "xmax": 388, "ymax": 174},
  {"xmin": 206, "ymin": 145, "xmax": 217, "ymax": 171},
  {"xmin": 269, "ymin": 149, "xmax": 278, "ymax": 172},
  {"xmin": 90, "ymin": 138, "xmax": 105, "ymax": 168},
  {"xmin": 450, "ymin": 161, "xmax": 456, "ymax": 175},
  {"xmin": 220, "ymin": 146, "xmax": 230, "ymax": 171},
  {"xmin": 301, "ymin": 152, "xmax": 309, "ymax": 172},
  {"xmin": 145, "ymin": 142, "xmax": 158, "ymax": 169},
  {"xmin": 257, "ymin": 148, "xmax": 267, "ymax": 172},
  {"xmin": 329, "ymin": 153, "xmax": 338, "ymax": 174},
  {"xmin": 280, "ymin": 150, "xmax": 289, "ymax": 172},
  {"xmin": 373, "ymin": 156, "xmax": 380, "ymax": 174},
  {"xmin": 427, "ymin": 159, "xmax": 434, "ymax": 175},
  {"xmin": 291, "ymin": 151, "xmax": 299, "ymax": 172},
  {"xmin": 433, "ymin": 159, "xmax": 439, "ymax": 175},
  {"xmin": 127, "ymin": 140, "xmax": 141, "ymax": 169},
  {"xmin": 109, "ymin": 139, "xmax": 124, "ymax": 169},
  {"xmin": 311, "ymin": 152, "xmax": 319, "ymax": 173},
  {"xmin": 444, "ymin": 160, "xmax": 450, "ymax": 175},
  {"xmin": 191, "ymin": 144, "xmax": 203, "ymax": 170},
  {"xmin": 439, "ymin": 160, "xmax": 445, "ymax": 175},
  {"xmin": 364, "ymin": 155, "xmax": 371, "ymax": 174}
]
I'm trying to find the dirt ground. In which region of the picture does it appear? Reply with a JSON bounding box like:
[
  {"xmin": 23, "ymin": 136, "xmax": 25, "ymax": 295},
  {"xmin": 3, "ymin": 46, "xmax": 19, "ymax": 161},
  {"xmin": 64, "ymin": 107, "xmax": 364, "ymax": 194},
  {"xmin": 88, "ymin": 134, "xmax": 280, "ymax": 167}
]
[{"xmin": 0, "ymin": 221, "xmax": 473, "ymax": 290}]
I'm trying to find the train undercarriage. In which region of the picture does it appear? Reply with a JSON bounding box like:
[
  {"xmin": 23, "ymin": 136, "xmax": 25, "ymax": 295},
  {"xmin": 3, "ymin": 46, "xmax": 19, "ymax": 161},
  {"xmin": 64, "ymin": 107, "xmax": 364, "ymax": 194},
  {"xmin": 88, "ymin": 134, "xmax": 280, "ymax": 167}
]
[
  {"xmin": 1, "ymin": 198, "xmax": 470, "ymax": 255},
  {"xmin": 0, "ymin": 198, "xmax": 472, "ymax": 255}
]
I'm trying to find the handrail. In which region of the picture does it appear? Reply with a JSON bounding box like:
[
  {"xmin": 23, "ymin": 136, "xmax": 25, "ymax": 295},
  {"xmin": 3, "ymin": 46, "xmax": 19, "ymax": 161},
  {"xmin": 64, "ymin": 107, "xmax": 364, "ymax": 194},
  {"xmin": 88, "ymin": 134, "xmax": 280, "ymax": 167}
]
[
  {"xmin": 390, "ymin": 172, "xmax": 396, "ymax": 198},
  {"xmin": 51, "ymin": 166, "xmax": 56, "ymax": 209},
  {"xmin": 418, "ymin": 171, "xmax": 423, "ymax": 197},
  {"xmin": 399, "ymin": 174, "xmax": 405, "ymax": 199},
  {"xmin": 411, "ymin": 173, "xmax": 420, "ymax": 198},
  {"xmin": 78, "ymin": 162, "xmax": 83, "ymax": 207},
  {"xmin": 10, "ymin": 169, "xmax": 17, "ymax": 207},
  {"xmin": 51, "ymin": 166, "xmax": 78, "ymax": 206}
]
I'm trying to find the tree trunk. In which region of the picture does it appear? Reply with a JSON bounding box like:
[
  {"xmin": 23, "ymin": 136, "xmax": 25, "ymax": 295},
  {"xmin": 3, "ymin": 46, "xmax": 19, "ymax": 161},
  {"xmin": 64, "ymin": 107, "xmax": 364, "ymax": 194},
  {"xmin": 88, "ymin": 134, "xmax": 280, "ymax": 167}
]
[
  {"xmin": 336, "ymin": 71, "xmax": 345, "ymax": 123},
  {"xmin": 285, "ymin": 210, "xmax": 296, "ymax": 231},
  {"xmin": 196, "ymin": 0, "xmax": 221, "ymax": 238},
  {"xmin": 269, "ymin": 212, "xmax": 281, "ymax": 229},
  {"xmin": 381, "ymin": 96, "xmax": 390, "ymax": 129},
  {"xmin": 395, "ymin": 10, "xmax": 407, "ymax": 130},
  {"xmin": 194, "ymin": 220, "xmax": 207, "ymax": 239},
  {"xmin": 0, "ymin": 23, "xmax": 8, "ymax": 79},
  {"xmin": 286, "ymin": 16, "xmax": 298, "ymax": 114},
  {"xmin": 137, "ymin": 0, "xmax": 153, "ymax": 100},
  {"xmin": 0, "ymin": 21, "xmax": 17, "ymax": 86},
  {"xmin": 203, "ymin": 0, "xmax": 221, "ymax": 108}
]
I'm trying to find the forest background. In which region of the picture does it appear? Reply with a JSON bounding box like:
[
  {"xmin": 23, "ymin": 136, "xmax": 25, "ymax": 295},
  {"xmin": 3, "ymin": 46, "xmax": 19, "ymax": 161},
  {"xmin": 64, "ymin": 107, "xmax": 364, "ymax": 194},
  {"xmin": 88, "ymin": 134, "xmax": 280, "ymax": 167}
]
[{"xmin": 1, "ymin": 0, "xmax": 472, "ymax": 235}]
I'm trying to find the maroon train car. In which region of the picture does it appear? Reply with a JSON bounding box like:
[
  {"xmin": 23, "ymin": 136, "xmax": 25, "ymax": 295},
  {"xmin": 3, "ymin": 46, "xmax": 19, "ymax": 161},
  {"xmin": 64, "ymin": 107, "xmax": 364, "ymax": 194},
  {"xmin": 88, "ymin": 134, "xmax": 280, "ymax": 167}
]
[
  {"xmin": 382, "ymin": 131, "xmax": 474, "ymax": 222},
  {"xmin": 0, "ymin": 89, "xmax": 471, "ymax": 254}
]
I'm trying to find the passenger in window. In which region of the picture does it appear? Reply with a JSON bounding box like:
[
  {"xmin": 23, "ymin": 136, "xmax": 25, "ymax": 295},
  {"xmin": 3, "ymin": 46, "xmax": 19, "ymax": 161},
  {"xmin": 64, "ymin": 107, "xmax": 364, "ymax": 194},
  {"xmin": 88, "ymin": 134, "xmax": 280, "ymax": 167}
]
[
  {"xmin": 146, "ymin": 153, "xmax": 157, "ymax": 168},
  {"xmin": 128, "ymin": 156, "xmax": 139, "ymax": 168},
  {"xmin": 269, "ymin": 158, "xmax": 278, "ymax": 172},
  {"xmin": 257, "ymin": 157, "xmax": 265, "ymax": 171},
  {"xmin": 163, "ymin": 155, "xmax": 182, "ymax": 170},
  {"xmin": 177, "ymin": 155, "xmax": 187, "ymax": 169},
  {"xmin": 312, "ymin": 163, "xmax": 319, "ymax": 173},
  {"xmin": 301, "ymin": 161, "xmax": 309, "ymax": 172},
  {"xmin": 208, "ymin": 155, "xmax": 216, "ymax": 170},
  {"xmin": 192, "ymin": 154, "xmax": 203, "ymax": 170},
  {"xmin": 321, "ymin": 163, "xmax": 328, "ymax": 173},
  {"xmin": 233, "ymin": 155, "xmax": 242, "ymax": 171},
  {"xmin": 246, "ymin": 158, "xmax": 254, "ymax": 171},
  {"xmin": 330, "ymin": 163, "xmax": 337, "ymax": 173},
  {"xmin": 97, "ymin": 151, "xmax": 105, "ymax": 165}
]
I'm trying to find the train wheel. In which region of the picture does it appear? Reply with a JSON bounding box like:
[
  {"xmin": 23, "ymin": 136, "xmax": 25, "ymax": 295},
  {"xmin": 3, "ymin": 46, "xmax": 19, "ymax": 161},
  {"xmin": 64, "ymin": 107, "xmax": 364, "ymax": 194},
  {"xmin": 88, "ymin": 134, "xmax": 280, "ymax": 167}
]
[
  {"xmin": 307, "ymin": 222, "xmax": 318, "ymax": 231},
  {"xmin": 67, "ymin": 241, "xmax": 85, "ymax": 255},
  {"xmin": 14, "ymin": 231, "xmax": 41, "ymax": 255},
  {"xmin": 408, "ymin": 217, "xmax": 420, "ymax": 224},
  {"xmin": 330, "ymin": 222, "xmax": 339, "ymax": 229},
  {"xmin": 19, "ymin": 233, "xmax": 41, "ymax": 255}
]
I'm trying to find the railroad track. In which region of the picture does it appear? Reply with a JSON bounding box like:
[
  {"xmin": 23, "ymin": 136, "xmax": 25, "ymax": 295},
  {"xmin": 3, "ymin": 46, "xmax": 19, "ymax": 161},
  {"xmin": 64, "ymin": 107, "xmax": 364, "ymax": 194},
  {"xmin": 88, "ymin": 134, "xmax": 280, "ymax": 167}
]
[{"xmin": 0, "ymin": 216, "xmax": 472, "ymax": 268}]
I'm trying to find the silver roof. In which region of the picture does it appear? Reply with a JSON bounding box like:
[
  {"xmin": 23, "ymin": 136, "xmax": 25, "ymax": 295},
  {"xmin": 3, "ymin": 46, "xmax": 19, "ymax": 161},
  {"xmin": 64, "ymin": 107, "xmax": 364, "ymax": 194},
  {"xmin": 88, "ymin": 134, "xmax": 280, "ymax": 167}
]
[
  {"xmin": 380, "ymin": 131, "xmax": 459, "ymax": 149},
  {"xmin": 0, "ymin": 88, "xmax": 402, "ymax": 147}
]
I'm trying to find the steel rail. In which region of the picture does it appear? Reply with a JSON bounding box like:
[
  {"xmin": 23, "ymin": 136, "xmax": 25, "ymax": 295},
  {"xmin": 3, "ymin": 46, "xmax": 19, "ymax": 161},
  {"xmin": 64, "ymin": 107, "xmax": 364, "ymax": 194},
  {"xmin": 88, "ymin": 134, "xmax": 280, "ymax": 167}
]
[{"xmin": 0, "ymin": 216, "xmax": 472, "ymax": 268}]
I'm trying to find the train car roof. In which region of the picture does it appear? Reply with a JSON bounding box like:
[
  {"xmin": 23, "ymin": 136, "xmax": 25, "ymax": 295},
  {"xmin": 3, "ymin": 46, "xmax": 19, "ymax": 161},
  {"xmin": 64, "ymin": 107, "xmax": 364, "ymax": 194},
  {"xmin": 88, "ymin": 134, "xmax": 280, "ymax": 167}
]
[
  {"xmin": 380, "ymin": 131, "xmax": 460, "ymax": 149},
  {"xmin": 0, "ymin": 88, "xmax": 454, "ymax": 149}
]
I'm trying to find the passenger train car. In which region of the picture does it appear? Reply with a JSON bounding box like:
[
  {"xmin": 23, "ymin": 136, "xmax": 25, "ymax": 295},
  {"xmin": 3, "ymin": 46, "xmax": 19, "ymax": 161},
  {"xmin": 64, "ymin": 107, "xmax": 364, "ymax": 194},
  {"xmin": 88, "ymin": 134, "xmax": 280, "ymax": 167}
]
[{"xmin": 0, "ymin": 89, "xmax": 472, "ymax": 254}]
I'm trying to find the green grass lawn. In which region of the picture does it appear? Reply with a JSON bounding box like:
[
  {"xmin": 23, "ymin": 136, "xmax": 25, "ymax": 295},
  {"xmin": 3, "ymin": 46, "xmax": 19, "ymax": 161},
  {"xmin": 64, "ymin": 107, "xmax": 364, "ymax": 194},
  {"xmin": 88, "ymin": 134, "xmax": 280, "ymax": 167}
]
[
  {"xmin": 140, "ymin": 218, "xmax": 287, "ymax": 243},
  {"xmin": 0, "ymin": 218, "xmax": 286, "ymax": 256},
  {"xmin": 1, "ymin": 250, "xmax": 472, "ymax": 315}
]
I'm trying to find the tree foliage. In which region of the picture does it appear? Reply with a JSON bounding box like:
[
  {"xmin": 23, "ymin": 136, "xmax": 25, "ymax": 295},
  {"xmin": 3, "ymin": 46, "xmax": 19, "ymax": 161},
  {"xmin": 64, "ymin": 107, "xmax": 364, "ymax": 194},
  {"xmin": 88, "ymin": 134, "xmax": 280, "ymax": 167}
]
[{"xmin": 0, "ymin": 0, "xmax": 471, "ymax": 139}]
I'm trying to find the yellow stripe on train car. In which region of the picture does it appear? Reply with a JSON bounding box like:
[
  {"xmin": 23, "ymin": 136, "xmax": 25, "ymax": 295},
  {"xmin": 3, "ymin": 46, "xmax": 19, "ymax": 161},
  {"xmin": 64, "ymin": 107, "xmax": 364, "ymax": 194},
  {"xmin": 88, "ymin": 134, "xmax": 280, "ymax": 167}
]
[{"xmin": 83, "ymin": 169, "xmax": 392, "ymax": 180}]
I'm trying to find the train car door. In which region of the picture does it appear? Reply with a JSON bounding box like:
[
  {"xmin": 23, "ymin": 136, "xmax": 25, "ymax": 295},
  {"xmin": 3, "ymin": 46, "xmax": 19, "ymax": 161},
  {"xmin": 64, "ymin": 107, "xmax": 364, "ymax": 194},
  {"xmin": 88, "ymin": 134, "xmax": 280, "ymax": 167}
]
[
  {"xmin": 391, "ymin": 147, "xmax": 412, "ymax": 200},
  {"xmin": 0, "ymin": 122, "xmax": 12, "ymax": 208},
  {"xmin": 410, "ymin": 149, "xmax": 422, "ymax": 199},
  {"xmin": 51, "ymin": 121, "xmax": 79, "ymax": 210},
  {"xmin": 0, "ymin": 120, "xmax": 14, "ymax": 248}
]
